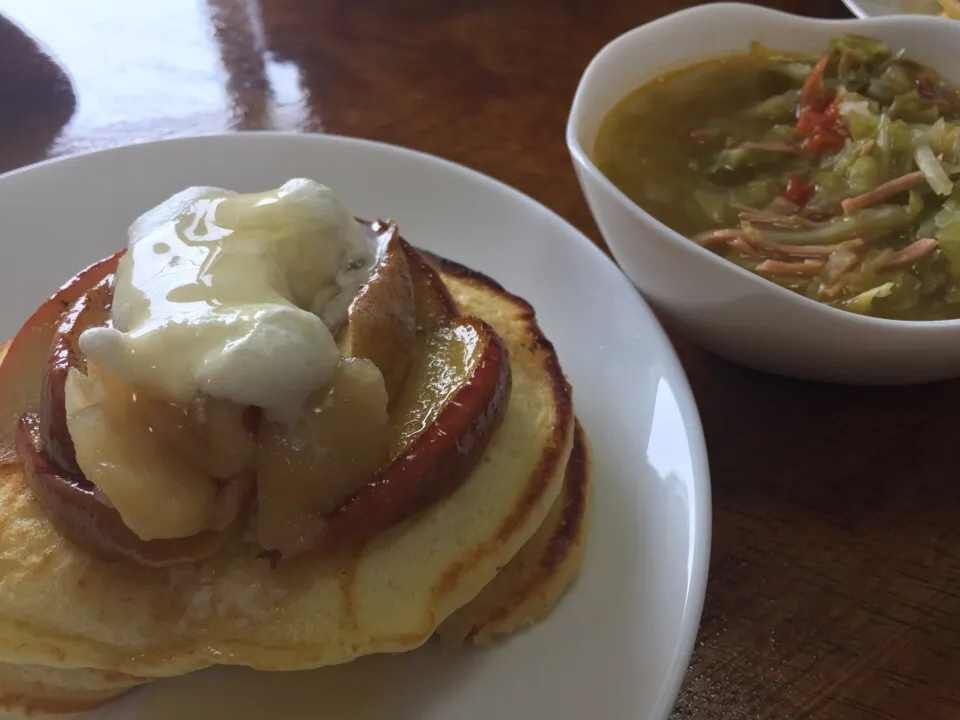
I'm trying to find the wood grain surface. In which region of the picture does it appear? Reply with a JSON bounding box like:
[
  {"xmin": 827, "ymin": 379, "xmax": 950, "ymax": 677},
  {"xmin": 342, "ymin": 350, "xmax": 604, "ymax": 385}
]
[{"xmin": 0, "ymin": 1, "xmax": 956, "ymax": 718}]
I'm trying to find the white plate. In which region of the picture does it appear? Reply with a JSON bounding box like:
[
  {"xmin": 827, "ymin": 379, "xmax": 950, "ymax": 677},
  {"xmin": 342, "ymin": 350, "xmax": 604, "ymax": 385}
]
[
  {"xmin": 0, "ymin": 133, "xmax": 711, "ymax": 720},
  {"xmin": 841, "ymin": 0, "xmax": 942, "ymax": 17}
]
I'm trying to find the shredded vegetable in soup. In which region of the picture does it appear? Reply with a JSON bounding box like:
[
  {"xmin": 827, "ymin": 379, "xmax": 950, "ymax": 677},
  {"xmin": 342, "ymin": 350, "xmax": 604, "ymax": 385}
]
[{"xmin": 594, "ymin": 35, "xmax": 960, "ymax": 320}]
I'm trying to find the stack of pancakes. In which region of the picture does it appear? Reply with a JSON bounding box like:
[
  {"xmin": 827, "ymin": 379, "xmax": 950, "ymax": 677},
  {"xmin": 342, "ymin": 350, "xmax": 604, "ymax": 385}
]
[{"xmin": 0, "ymin": 256, "xmax": 591, "ymax": 717}]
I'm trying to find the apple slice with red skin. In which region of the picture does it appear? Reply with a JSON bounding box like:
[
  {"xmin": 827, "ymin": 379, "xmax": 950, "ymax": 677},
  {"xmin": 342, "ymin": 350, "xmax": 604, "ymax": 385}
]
[
  {"xmin": 339, "ymin": 222, "xmax": 417, "ymax": 401},
  {"xmin": 255, "ymin": 357, "xmax": 391, "ymax": 555},
  {"xmin": 4, "ymin": 238, "xmax": 505, "ymax": 564},
  {"xmin": 0, "ymin": 252, "xmax": 121, "ymax": 465},
  {"xmin": 356, "ymin": 219, "xmax": 459, "ymax": 334},
  {"xmin": 9, "ymin": 257, "xmax": 254, "ymax": 565},
  {"xmin": 339, "ymin": 220, "xmax": 459, "ymax": 402},
  {"xmin": 300, "ymin": 315, "xmax": 512, "ymax": 556},
  {"xmin": 17, "ymin": 412, "xmax": 252, "ymax": 566},
  {"xmin": 400, "ymin": 237, "xmax": 459, "ymax": 333},
  {"xmin": 41, "ymin": 273, "xmax": 113, "ymax": 473}
]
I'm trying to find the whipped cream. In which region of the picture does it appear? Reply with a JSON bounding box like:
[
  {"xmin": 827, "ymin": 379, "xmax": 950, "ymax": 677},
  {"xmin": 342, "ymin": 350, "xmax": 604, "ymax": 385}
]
[{"xmin": 79, "ymin": 179, "xmax": 376, "ymax": 418}]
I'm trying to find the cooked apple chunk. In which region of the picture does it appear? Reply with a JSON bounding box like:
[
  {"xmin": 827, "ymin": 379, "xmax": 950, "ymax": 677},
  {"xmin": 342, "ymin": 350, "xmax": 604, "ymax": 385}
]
[
  {"xmin": 66, "ymin": 401, "xmax": 240, "ymax": 541},
  {"xmin": 89, "ymin": 365, "xmax": 258, "ymax": 483},
  {"xmin": 17, "ymin": 411, "xmax": 252, "ymax": 566},
  {"xmin": 256, "ymin": 357, "xmax": 391, "ymax": 555},
  {"xmin": 13, "ymin": 265, "xmax": 254, "ymax": 563},
  {"xmin": 309, "ymin": 316, "xmax": 511, "ymax": 554}
]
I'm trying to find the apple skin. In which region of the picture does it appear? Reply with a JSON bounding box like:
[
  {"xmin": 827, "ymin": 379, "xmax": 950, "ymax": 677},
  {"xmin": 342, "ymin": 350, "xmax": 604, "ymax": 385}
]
[
  {"xmin": 358, "ymin": 219, "xmax": 459, "ymax": 333},
  {"xmin": 0, "ymin": 252, "xmax": 122, "ymax": 465},
  {"xmin": 339, "ymin": 223, "xmax": 417, "ymax": 401},
  {"xmin": 341, "ymin": 220, "xmax": 459, "ymax": 402},
  {"xmin": 400, "ymin": 237, "xmax": 459, "ymax": 332},
  {"xmin": 41, "ymin": 274, "xmax": 113, "ymax": 474},
  {"xmin": 305, "ymin": 316, "xmax": 512, "ymax": 555}
]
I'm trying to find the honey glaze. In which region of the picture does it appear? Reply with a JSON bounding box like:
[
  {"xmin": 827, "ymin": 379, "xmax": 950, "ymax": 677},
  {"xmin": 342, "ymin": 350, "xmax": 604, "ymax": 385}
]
[{"xmin": 80, "ymin": 178, "xmax": 378, "ymax": 419}]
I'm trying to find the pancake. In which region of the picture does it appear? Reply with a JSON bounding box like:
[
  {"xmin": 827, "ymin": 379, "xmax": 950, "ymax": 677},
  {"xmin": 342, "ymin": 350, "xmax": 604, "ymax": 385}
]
[
  {"xmin": 0, "ymin": 662, "xmax": 145, "ymax": 719},
  {"xmin": 435, "ymin": 420, "xmax": 590, "ymax": 646},
  {"xmin": 0, "ymin": 424, "xmax": 590, "ymax": 720},
  {"xmin": 0, "ymin": 254, "xmax": 575, "ymax": 714}
]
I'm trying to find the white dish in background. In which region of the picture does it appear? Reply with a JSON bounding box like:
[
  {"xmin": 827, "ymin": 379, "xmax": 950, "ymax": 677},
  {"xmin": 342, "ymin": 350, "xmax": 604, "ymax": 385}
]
[
  {"xmin": 841, "ymin": 0, "xmax": 942, "ymax": 18},
  {"xmin": 0, "ymin": 133, "xmax": 711, "ymax": 720},
  {"xmin": 567, "ymin": 2, "xmax": 960, "ymax": 385}
]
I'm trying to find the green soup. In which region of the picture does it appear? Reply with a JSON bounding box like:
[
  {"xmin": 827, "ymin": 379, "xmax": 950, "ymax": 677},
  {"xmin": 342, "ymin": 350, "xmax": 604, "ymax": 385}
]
[{"xmin": 593, "ymin": 34, "xmax": 960, "ymax": 321}]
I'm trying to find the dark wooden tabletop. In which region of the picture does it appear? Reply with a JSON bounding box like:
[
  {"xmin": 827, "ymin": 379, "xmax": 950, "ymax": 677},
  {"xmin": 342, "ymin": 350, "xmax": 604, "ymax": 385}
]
[{"xmin": 2, "ymin": 0, "xmax": 958, "ymax": 718}]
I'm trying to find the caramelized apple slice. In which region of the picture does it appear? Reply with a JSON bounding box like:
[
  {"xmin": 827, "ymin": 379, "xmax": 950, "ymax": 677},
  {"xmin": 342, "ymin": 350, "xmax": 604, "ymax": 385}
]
[
  {"xmin": 19, "ymin": 270, "xmax": 254, "ymax": 562},
  {"xmin": 90, "ymin": 364, "xmax": 258, "ymax": 482},
  {"xmin": 256, "ymin": 357, "xmax": 390, "ymax": 554},
  {"xmin": 310, "ymin": 316, "xmax": 511, "ymax": 553},
  {"xmin": 0, "ymin": 252, "xmax": 121, "ymax": 464},
  {"xmin": 59, "ymin": 355, "xmax": 257, "ymax": 543},
  {"xmin": 17, "ymin": 412, "xmax": 252, "ymax": 566},
  {"xmin": 401, "ymin": 239, "xmax": 459, "ymax": 332},
  {"xmin": 67, "ymin": 396, "xmax": 246, "ymax": 541},
  {"xmin": 339, "ymin": 223, "xmax": 416, "ymax": 400},
  {"xmin": 41, "ymin": 274, "xmax": 113, "ymax": 472},
  {"xmin": 354, "ymin": 218, "xmax": 458, "ymax": 329}
]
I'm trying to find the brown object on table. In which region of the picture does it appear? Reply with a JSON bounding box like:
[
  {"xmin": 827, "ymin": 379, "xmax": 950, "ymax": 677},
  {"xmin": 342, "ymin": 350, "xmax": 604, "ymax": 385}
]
[
  {"xmin": 1, "ymin": 1, "xmax": 956, "ymax": 718},
  {"xmin": 0, "ymin": 13, "xmax": 75, "ymax": 172}
]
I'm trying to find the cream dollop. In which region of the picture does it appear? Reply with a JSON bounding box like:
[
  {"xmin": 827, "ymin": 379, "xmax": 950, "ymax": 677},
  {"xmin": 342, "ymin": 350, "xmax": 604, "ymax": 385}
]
[{"xmin": 79, "ymin": 179, "xmax": 376, "ymax": 418}]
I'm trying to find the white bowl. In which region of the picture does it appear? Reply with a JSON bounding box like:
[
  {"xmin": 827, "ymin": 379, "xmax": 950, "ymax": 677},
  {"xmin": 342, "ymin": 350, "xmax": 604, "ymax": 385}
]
[{"xmin": 567, "ymin": 2, "xmax": 960, "ymax": 385}]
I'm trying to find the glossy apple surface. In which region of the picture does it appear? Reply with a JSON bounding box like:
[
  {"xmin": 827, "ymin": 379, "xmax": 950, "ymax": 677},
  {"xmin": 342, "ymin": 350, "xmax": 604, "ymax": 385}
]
[
  {"xmin": 339, "ymin": 222, "xmax": 417, "ymax": 401},
  {"xmin": 401, "ymin": 239, "xmax": 459, "ymax": 332},
  {"xmin": 0, "ymin": 252, "xmax": 121, "ymax": 465},
  {"xmin": 66, "ymin": 386, "xmax": 251, "ymax": 542},
  {"xmin": 309, "ymin": 315, "xmax": 511, "ymax": 554},
  {"xmin": 41, "ymin": 274, "xmax": 113, "ymax": 472},
  {"xmin": 7, "ymin": 253, "xmax": 254, "ymax": 564},
  {"xmin": 41, "ymin": 278, "xmax": 256, "ymax": 551},
  {"xmin": 2, "ymin": 242, "xmax": 508, "ymax": 566},
  {"xmin": 17, "ymin": 411, "xmax": 252, "ymax": 566},
  {"xmin": 256, "ymin": 357, "xmax": 391, "ymax": 554}
]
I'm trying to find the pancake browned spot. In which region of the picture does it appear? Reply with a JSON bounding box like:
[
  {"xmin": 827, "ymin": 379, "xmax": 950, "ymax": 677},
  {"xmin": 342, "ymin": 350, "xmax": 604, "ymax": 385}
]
[
  {"xmin": 428, "ymin": 255, "xmax": 574, "ymax": 604},
  {"xmin": 0, "ymin": 661, "xmax": 146, "ymax": 719},
  {"xmin": 435, "ymin": 420, "xmax": 591, "ymax": 646}
]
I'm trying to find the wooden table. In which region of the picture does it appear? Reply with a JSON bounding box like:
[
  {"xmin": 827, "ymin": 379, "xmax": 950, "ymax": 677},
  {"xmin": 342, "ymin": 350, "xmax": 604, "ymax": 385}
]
[{"xmin": 2, "ymin": 1, "xmax": 957, "ymax": 718}]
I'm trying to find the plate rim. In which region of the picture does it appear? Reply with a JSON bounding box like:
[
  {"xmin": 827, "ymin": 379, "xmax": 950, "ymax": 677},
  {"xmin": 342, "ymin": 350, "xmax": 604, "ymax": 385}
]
[{"xmin": 0, "ymin": 131, "xmax": 712, "ymax": 718}]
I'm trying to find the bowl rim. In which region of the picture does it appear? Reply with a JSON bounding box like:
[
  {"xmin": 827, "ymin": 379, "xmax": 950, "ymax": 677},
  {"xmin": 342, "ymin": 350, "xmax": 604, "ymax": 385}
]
[{"xmin": 566, "ymin": 1, "xmax": 960, "ymax": 332}]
